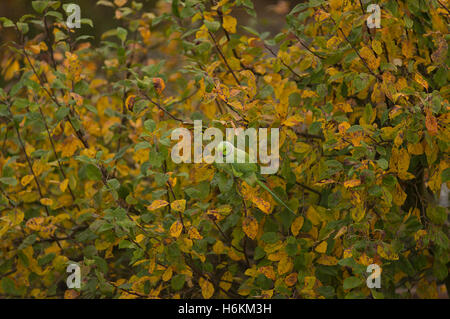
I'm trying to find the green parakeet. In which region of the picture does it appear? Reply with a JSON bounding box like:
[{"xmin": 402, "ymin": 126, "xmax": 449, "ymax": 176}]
[{"xmin": 216, "ymin": 141, "xmax": 294, "ymax": 214}]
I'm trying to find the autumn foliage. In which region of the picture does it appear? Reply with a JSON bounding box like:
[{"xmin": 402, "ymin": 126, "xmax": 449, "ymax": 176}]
[{"xmin": 0, "ymin": 0, "xmax": 449, "ymax": 299}]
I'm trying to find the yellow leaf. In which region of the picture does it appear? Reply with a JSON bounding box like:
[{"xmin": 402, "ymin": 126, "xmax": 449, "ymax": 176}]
[
  {"xmin": 213, "ymin": 240, "xmax": 225, "ymax": 254},
  {"xmin": 425, "ymin": 110, "xmax": 438, "ymax": 136},
  {"xmin": 377, "ymin": 244, "xmax": 399, "ymax": 260},
  {"xmin": 294, "ymin": 142, "xmax": 311, "ymax": 154},
  {"xmin": 301, "ymin": 90, "xmax": 319, "ymax": 98},
  {"xmin": 9, "ymin": 210, "xmax": 24, "ymax": 226},
  {"xmin": 359, "ymin": 46, "xmax": 380, "ymax": 71},
  {"xmin": 21, "ymin": 175, "xmax": 34, "ymax": 187},
  {"xmin": 291, "ymin": 216, "xmax": 304, "ymax": 236},
  {"xmin": 314, "ymin": 9, "xmax": 330, "ymax": 22},
  {"xmin": 371, "ymin": 39, "xmax": 383, "ymax": 55},
  {"xmin": 64, "ymin": 289, "xmax": 80, "ymax": 299},
  {"xmin": 40, "ymin": 198, "xmax": 53, "ymax": 206},
  {"xmin": 393, "ymin": 182, "xmax": 407, "ymax": 206},
  {"xmin": 306, "ymin": 205, "xmax": 321, "ymax": 226},
  {"xmin": 401, "ymin": 40, "xmax": 415, "ymax": 59},
  {"xmin": 60, "ymin": 179, "xmax": 69, "ymax": 192},
  {"xmin": 199, "ymin": 277, "xmax": 214, "ymax": 299},
  {"xmin": 408, "ymin": 142, "xmax": 423, "ymax": 155},
  {"xmin": 188, "ymin": 227, "xmax": 203, "ymax": 240},
  {"xmin": 303, "ymin": 276, "xmax": 316, "ymax": 291},
  {"xmin": 3, "ymin": 60, "xmax": 19, "ymax": 81},
  {"xmin": 252, "ymin": 196, "xmax": 270, "ymax": 214},
  {"xmin": 327, "ymin": 36, "xmax": 341, "ymax": 49},
  {"xmin": 148, "ymin": 256, "xmax": 156, "ymax": 274},
  {"xmin": 26, "ymin": 217, "xmax": 45, "ymax": 231},
  {"xmin": 343, "ymin": 248, "xmax": 352, "ymax": 258},
  {"xmin": 316, "ymin": 255, "xmax": 338, "ymax": 266},
  {"xmin": 219, "ymin": 271, "xmax": 233, "ymax": 291},
  {"xmin": 162, "ymin": 267, "xmax": 173, "ymax": 282},
  {"xmin": 390, "ymin": 147, "xmax": 411, "ymax": 178},
  {"xmin": 242, "ymin": 216, "xmax": 258, "ymax": 240},
  {"xmin": 168, "ymin": 199, "xmax": 187, "ymax": 214},
  {"xmin": 147, "ymin": 199, "xmax": 169, "ymax": 211},
  {"xmin": 344, "ymin": 179, "xmax": 361, "ymax": 188},
  {"xmin": 169, "ymin": 221, "xmax": 183, "ymax": 238},
  {"xmin": 358, "ymin": 253, "xmax": 373, "ymax": 266},
  {"xmin": 351, "ymin": 205, "xmax": 365, "ymax": 222},
  {"xmin": 135, "ymin": 234, "xmax": 145, "ymax": 243},
  {"xmin": 329, "ymin": 0, "xmax": 343, "ymax": 10},
  {"xmin": 258, "ymin": 266, "xmax": 276, "ymax": 280},
  {"xmin": 282, "ymin": 114, "xmax": 303, "ymax": 127},
  {"xmin": 278, "ymin": 256, "xmax": 293, "ymax": 275},
  {"xmin": 222, "ymin": 15, "xmax": 237, "ymax": 34},
  {"xmin": 125, "ymin": 95, "xmax": 136, "ymax": 111},
  {"xmin": 414, "ymin": 73, "xmax": 428, "ymax": 90},
  {"xmin": 315, "ymin": 241, "xmax": 327, "ymax": 253}
]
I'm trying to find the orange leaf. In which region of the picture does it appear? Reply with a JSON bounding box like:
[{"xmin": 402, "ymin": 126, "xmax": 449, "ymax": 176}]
[
  {"xmin": 285, "ymin": 273, "xmax": 298, "ymax": 287},
  {"xmin": 152, "ymin": 78, "xmax": 165, "ymax": 95}
]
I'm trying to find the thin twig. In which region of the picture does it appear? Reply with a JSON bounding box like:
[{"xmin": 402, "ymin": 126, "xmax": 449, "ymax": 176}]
[{"xmin": 6, "ymin": 101, "xmax": 49, "ymax": 215}]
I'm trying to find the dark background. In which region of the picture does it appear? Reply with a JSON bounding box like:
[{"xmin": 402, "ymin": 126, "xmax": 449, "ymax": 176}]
[{"xmin": 0, "ymin": 0, "xmax": 295, "ymax": 44}]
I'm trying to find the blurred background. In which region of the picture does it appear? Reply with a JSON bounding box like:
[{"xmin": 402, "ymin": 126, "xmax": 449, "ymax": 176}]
[{"xmin": 0, "ymin": 0, "xmax": 296, "ymax": 44}]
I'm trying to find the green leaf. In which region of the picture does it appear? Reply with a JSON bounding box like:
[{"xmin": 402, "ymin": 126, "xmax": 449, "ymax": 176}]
[
  {"xmin": 116, "ymin": 27, "xmax": 128, "ymax": 43},
  {"xmin": 1, "ymin": 277, "xmax": 19, "ymax": 296},
  {"xmin": 0, "ymin": 17, "xmax": 14, "ymax": 28},
  {"xmin": 204, "ymin": 20, "xmax": 220, "ymax": 32},
  {"xmin": 260, "ymin": 232, "xmax": 278, "ymax": 244},
  {"xmin": 172, "ymin": 0, "xmax": 180, "ymax": 18},
  {"xmin": 85, "ymin": 164, "xmax": 102, "ymax": 181},
  {"xmin": 55, "ymin": 106, "xmax": 70, "ymax": 121},
  {"xmin": 32, "ymin": 1, "xmax": 49, "ymax": 13},
  {"xmin": 441, "ymin": 168, "xmax": 450, "ymax": 183},
  {"xmin": 81, "ymin": 18, "xmax": 93, "ymax": 28},
  {"xmin": 426, "ymin": 206, "xmax": 447, "ymax": 225},
  {"xmin": 144, "ymin": 119, "xmax": 156, "ymax": 132},
  {"xmin": 16, "ymin": 22, "xmax": 29, "ymax": 34},
  {"xmin": 171, "ymin": 274, "xmax": 185, "ymax": 290},
  {"xmin": 0, "ymin": 177, "xmax": 18, "ymax": 186},
  {"xmin": 377, "ymin": 158, "xmax": 388, "ymax": 170},
  {"xmin": 343, "ymin": 276, "xmax": 364, "ymax": 290}
]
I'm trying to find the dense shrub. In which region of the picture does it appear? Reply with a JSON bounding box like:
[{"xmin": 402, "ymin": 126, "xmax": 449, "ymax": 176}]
[{"xmin": 0, "ymin": 0, "xmax": 448, "ymax": 299}]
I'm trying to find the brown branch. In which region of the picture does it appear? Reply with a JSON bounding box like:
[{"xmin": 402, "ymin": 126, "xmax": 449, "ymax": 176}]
[
  {"xmin": 323, "ymin": 6, "xmax": 381, "ymax": 80},
  {"xmin": 292, "ymin": 34, "xmax": 325, "ymax": 60},
  {"xmin": 211, "ymin": 219, "xmax": 245, "ymax": 254},
  {"xmin": 215, "ymin": 6, "xmax": 257, "ymax": 73},
  {"xmin": 43, "ymin": 14, "xmax": 57, "ymax": 69},
  {"xmin": 116, "ymin": 30, "xmax": 138, "ymax": 156},
  {"xmin": 1, "ymin": 125, "xmax": 9, "ymax": 155},
  {"xmin": 36, "ymin": 101, "xmax": 79, "ymax": 209},
  {"xmin": 293, "ymin": 131, "xmax": 325, "ymax": 141},
  {"xmin": 264, "ymin": 44, "xmax": 304, "ymax": 81},
  {"xmin": 20, "ymin": 47, "xmax": 90, "ymax": 148},
  {"xmin": 141, "ymin": 92, "xmax": 191, "ymax": 124},
  {"xmin": 163, "ymin": 158, "xmax": 185, "ymax": 233},
  {"xmin": 208, "ymin": 30, "xmax": 248, "ymax": 96},
  {"xmin": 437, "ymin": 0, "xmax": 450, "ymax": 14}
]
